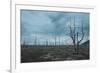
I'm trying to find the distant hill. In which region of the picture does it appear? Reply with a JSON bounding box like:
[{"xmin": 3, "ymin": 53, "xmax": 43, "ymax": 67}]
[{"xmin": 81, "ymin": 40, "xmax": 89, "ymax": 46}]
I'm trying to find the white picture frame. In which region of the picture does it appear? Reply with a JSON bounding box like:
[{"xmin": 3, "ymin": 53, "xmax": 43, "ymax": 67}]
[{"xmin": 11, "ymin": 1, "xmax": 96, "ymax": 73}]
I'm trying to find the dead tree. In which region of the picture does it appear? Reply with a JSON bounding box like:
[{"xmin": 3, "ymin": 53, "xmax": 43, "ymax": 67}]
[
  {"xmin": 54, "ymin": 36, "xmax": 57, "ymax": 46},
  {"xmin": 34, "ymin": 34, "xmax": 37, "ymax": 45},
  {"xmin": 22, "ymin": 40, "xmax": 27, "ymax": 45},
  {"xmin": 46, "ymin": 40, "xmax": 49, "ymax": 46},
  {"xmin": 69, "ymin": 16, "xmax": 84, "ymax": 54},
  {"xmin": 58, "ymin": 36, "xmax": 61, "ymax": 46}
]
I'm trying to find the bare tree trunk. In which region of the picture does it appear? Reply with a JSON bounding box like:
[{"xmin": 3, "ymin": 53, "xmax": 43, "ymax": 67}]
[
  {"xmin": 54, "ymin": 36, "xmax": 56, "ymax": 46},
  {"xmin": 34, "ymin": 35, "xmax": 37, "ymax": 45},
  {"xmin": 76, "ymin": 32, "xmax": 79, "ymax": 54},
  {"xmin": 69, "ymin": 16, "xmax": 84, "ymax": 54}
]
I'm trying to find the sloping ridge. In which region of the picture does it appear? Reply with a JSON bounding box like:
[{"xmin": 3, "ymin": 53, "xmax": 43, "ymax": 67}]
[{"xmin": 81, "ymin": 40, "xmax": 89, "ymax": 46}]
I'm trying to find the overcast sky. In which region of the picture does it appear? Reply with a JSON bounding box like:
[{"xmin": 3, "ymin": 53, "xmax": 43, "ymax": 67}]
[{"xmin": 21, "ymin": 10, "xmax": 89, "ymax": 45}]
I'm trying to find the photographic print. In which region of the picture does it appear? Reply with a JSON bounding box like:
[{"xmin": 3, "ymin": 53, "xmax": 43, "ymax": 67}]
[{"xmin": 21, "ymin": 10, "xmax": 90, "ymax": 63}]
